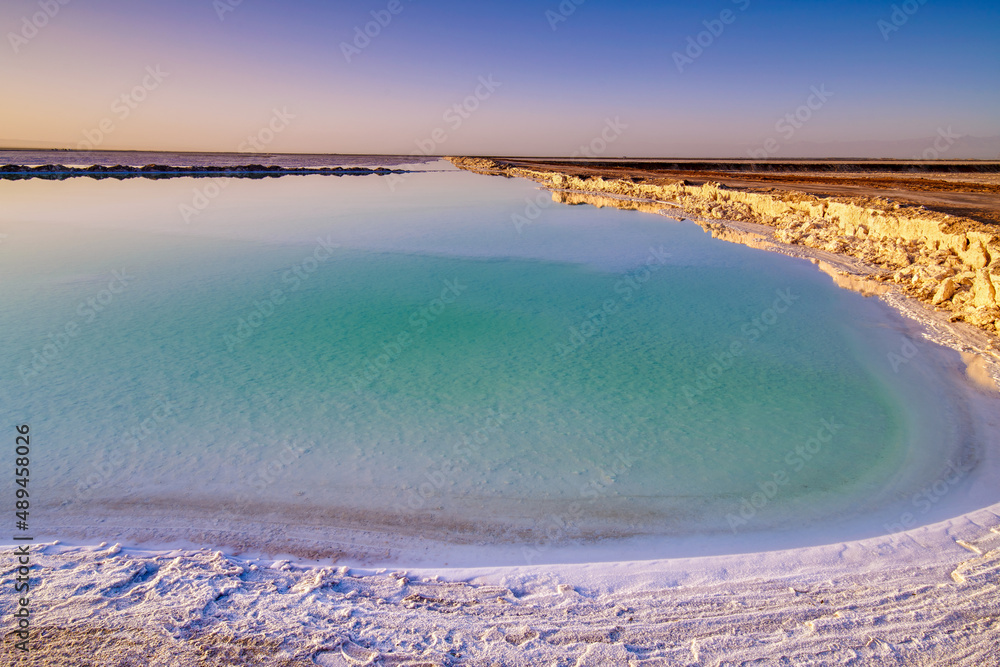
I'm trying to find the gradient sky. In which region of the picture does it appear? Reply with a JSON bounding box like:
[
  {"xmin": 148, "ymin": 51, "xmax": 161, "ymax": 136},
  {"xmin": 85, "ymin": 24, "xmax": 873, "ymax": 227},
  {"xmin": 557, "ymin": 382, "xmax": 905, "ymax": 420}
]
[{"xmin": 1, "ymin": 0, "xmax": 998, "ymax": 156}]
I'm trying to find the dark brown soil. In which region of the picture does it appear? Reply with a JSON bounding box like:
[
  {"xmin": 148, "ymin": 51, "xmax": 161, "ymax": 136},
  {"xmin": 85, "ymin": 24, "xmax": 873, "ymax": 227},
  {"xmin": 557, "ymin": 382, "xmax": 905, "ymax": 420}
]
[{"xmin": 494, "ymin": 159, "xmax": 1000, "ymax": 225}]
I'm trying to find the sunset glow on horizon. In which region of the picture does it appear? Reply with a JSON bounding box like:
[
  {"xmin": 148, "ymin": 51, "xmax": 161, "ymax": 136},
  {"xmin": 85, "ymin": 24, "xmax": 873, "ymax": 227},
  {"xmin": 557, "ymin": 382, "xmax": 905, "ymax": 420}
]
[{"xmin": 2, "ymin": 0, "xmax": 998, "ymax": 157}]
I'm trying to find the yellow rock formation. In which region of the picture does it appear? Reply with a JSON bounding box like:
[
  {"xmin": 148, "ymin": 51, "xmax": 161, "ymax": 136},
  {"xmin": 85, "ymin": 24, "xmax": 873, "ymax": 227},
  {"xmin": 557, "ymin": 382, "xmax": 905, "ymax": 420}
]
[{"xmin": 448, "ymin": 157, "xmax": 1000, "ymax": 335}]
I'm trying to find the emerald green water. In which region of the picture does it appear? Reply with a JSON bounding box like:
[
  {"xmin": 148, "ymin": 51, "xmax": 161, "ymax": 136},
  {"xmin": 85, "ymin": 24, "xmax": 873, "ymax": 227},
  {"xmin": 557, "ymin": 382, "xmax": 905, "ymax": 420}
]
[{"xmin": 0, "ymin": 168, "xmax": 966, "ymax": 554}]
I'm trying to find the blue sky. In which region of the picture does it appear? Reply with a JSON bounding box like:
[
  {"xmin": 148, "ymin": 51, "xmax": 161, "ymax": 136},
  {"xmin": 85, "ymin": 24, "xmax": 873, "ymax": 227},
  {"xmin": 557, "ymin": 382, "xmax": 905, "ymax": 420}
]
[{"xmin": 2, "ymin": 0, "xmax": 998, "ymax": 156}]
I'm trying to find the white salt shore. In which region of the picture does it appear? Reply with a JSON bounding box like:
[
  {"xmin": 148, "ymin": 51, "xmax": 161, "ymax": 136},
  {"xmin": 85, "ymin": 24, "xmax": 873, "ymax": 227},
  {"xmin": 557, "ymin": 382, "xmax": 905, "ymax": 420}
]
[
  {"xmin": 5, "ymin": 340, "xmax": 999, "ymax": 665},
  {"xmin": 4, "ymin": 502, "xmax": 999, "ymax": 665}
]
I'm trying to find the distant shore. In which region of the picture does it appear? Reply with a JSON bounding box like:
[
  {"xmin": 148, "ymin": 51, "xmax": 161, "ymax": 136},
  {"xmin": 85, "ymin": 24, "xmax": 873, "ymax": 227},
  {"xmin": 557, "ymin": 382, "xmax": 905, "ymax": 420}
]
[{"xmin": 0, "ymin": 163, "xmax": 412, "ymax": 180}]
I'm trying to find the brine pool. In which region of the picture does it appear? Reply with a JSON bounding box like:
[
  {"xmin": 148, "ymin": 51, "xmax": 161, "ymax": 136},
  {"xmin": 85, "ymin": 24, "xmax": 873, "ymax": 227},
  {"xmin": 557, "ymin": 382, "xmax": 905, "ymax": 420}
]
[{"xmin": 0, "ymin": 164, "xmax": 989, "ymax": 565}]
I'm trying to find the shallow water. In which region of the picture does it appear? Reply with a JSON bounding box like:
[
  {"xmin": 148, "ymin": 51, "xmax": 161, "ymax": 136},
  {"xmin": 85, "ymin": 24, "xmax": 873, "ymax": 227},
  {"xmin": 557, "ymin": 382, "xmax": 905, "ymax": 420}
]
[{"xmin": 0, "ymin": 165, "xmax": 972, "ymax": 559}]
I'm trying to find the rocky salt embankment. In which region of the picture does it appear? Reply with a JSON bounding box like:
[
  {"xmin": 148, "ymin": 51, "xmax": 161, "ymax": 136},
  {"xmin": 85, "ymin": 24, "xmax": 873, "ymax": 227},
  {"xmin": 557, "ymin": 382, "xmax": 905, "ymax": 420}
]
[{"xmin": 448, "ymin": 157, "xmax": 1000, "ymax": 358}]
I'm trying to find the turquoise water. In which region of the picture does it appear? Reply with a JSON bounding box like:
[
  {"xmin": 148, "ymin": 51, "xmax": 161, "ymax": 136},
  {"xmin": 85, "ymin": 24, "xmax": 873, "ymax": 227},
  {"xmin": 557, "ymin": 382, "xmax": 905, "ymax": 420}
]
[{"xmin": 0, "ymin": 168, "xmax": 964, "ymax": 550}]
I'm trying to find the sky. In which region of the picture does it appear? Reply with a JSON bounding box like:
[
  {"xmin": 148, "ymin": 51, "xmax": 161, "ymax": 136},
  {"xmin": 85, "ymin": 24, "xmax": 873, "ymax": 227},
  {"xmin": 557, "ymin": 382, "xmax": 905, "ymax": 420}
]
[{"xmin": 1, "ymin": 0, "xmax": 998, "ymax": 157}]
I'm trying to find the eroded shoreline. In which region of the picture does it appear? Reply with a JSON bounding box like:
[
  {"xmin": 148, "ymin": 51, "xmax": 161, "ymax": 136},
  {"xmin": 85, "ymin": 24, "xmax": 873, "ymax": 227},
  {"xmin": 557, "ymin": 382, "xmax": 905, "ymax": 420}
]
[{"xmin": 447, "ymin": 156, "xmax": 1000, "ymax": 388}]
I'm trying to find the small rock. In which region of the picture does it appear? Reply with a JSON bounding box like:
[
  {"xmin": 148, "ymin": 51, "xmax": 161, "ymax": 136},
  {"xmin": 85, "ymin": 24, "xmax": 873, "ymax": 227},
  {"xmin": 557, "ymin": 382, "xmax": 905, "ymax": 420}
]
[
  {"xmin": 965, "ymin": 242, "xmax": 990, "ymax": 269},
  {"xmin": 932, "ymin": 278, "xmax": 957, "ymax": 305}
]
